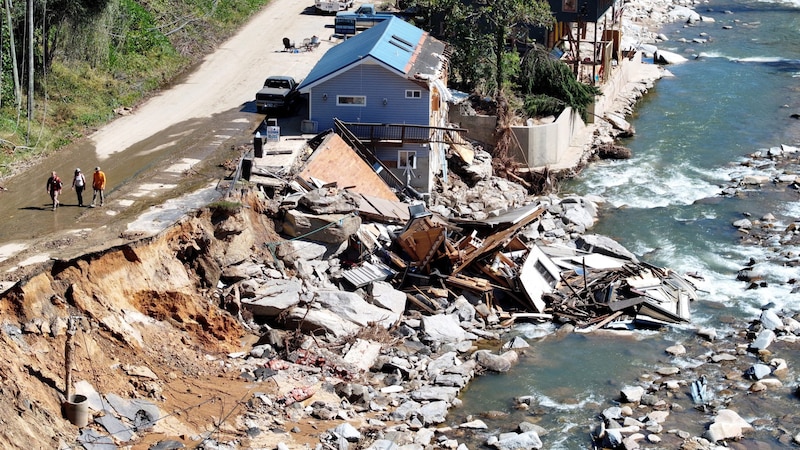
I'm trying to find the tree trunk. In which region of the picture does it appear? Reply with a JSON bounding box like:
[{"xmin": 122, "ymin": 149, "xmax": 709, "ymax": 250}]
[
  {"xmin": 495, "ymin": 24, "xmax": 505, "ymax": 96},
  {"xmin": 6, "ymin": 0, "xmax": 21, "ymax": 111},
  {"xmin": 26, "ymin": 0, "xmax": 33, "ymax": 142}
]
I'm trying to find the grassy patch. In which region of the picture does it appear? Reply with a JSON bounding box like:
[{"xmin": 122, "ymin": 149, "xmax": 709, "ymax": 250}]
[{"xmin": 0, "ymin": 0, "xmax": 270, "ymax": 179}]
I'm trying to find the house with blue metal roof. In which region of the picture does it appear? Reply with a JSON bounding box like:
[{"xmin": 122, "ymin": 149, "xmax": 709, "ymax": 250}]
[{"xmin": 297, "ymin": 16, "xmax": 453, "ymax": 197}]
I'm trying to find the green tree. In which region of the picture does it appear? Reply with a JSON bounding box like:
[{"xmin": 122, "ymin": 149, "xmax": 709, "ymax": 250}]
[
  {"xmin": 478, "ymin": 0, "xmax": 553, "ymax": 96},
  {"xmin": 519, "ymin": 44, "xmax": 601, "ymax": 120}
]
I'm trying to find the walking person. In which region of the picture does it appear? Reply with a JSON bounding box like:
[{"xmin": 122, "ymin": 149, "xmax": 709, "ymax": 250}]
[
  {"xmin": 71, "ymin": 168, "xmax": 86, "ymax": 207},
  {"xmin": 91, "ymin": 167, "xmax": 106, "ymax": 207},
  {"xmin": 45, "ymin": 171, "xmax": 63, "ymax": 210}
]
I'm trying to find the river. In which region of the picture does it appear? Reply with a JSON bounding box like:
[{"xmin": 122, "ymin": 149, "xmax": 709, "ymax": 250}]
[{"xmin": 454, "ymin": 0, "xmax": 800, "ymax": 447}]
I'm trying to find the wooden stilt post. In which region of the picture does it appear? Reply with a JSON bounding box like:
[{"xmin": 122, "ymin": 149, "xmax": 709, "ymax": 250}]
[{"xmin": 64, "ymin": 317, "xmax": 76, "ymax": 401}]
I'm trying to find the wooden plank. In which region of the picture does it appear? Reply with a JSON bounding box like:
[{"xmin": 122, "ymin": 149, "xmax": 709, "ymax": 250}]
[{"xmin": 452, "ymin": 207, "xmax": 544, "ymax": 274}]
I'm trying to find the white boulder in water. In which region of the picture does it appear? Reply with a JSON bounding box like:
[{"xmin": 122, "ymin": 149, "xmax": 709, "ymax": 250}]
[{"xmin": 654, "ymin": 49, "xmax": 688, "ymax": 64}]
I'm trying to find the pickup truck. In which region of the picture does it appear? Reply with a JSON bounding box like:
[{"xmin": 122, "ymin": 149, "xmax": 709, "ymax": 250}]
[
  {"xmin": 315, "ymin": 0, "xmax": 353, "ymax": 14},
  {"xmin": 335, "ymin": 4, "xmax": 394, "ymax": 31},
  {"xmin": 255, "ymin": 76, "xmax": 300, "ymax": 114}
]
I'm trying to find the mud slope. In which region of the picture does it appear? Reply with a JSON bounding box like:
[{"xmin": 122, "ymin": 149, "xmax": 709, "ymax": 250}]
[{"xmin": 0, "ymin": 194, "xmax": 280, "ymax": 449}]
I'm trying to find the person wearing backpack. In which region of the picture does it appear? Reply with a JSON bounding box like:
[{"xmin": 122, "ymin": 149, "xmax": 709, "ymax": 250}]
[
  {"xmin": 71, "ymin": 168, "xmax": 86, "ymax": 207},
  {"xmin": 45, "ymin": 171, "xmax": 63, "ymax": 210}
]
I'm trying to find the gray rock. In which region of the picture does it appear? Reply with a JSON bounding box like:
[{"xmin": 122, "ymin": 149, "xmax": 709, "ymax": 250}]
[
  {"xmin": 602, "ymin": 406, "xmax": 623, "ymax": 421},
  {"xmin": 503, "ymin": 336, "xmax": 530, "ymax": 350},
  {"xmin": 410, "ymin": 386, "xmax": 459, "ymax": 403},
  {"xmin": 620, "ymin": 386, "xmax": 645, "ymax": 403},
  {"xmin": 453, "ymin": 296, "xmax": 476, "ymax": 322},
  {"xmin": 474, "ymin": 350, "xmax": 511, "ymax": 372},
  {"xmin": 562, "ymin": 204, "xmax": 595, "ymax": 230},
  {"xmin": 418, "ymin": 401, "xmax": 449, "ymax": 425},
  {"xmin": 435, "ymin": 373, "xmax": 468, "ymax": 388},
  {"xmin": 426, "ymin": 352, "xmax": 459, "ymax": 378},
  {"xmin": 96, "ymin": 413, "xmax": 134, "ymax": 442},
  {"xmin": 370, "ymin": 281, "xmax": 407, "ymax": 315},
  {"xmin": 705, "ymin": 409, "xmax": 753, "ymax": 442},
  {"xmin": 149, "ymin": 440, "xmax": 185, "ymax": 450},
  {"xmin": 421, "ymin": 314, "xmax": 468, "ymax": 344},
  {"xmin": 697, "ymin": 327, "xmax": 717, "ymax": 341},
  {"xmin": 241, "ymin": 279, "xmax": 302, "ymax": 317},
  {"xmin": 276, "ymin": 239, "xmax": 328, "ymax": 263},
  {"xmin": 745, "ymin": 363, "xmax": 771, "ymax": 380},
  {"xmin": 460, "ymin": 419, "xmax": 488, "ymax": 429},
  {"xmin": 750, "ymin": 329, "xmax": 775, "ymax": 350},
  {"xmin": 653, "ymin": 49, "xmax": 688, "ymax": 64},
  {"xmin": 759, "ymin": 309, "xmax": 783, "ymax": 330},
  {"xmin": 391, "ymin": 400, "xmax": 422, "ymax": 421},
  {"xmin": 710, "ymin": 353, "xmax": 737, "ymax": 363},
  {"xmin": 332, "ymin": 423, "xmax": 361, "ymax": 442},
  {"xmin": 489, "ymin": 431, "xmax": 543, "ymax": 450},
  {"xmin": 314, "ymin": 289, "xmax": 400, "ymax": 328},
  {"xmin": 285, "ymin": 306, "xmax": 359, "ymax": 337},
  {"xmin": 366, "ymin": 439, "xmax": 400, "ymax": 450},
  {"xmin": 343, "ymin": 339, "xmax": 382, "ymax": 372},
  {"xmin": 665, "ymin": 344, "xmax": 685, "ymax": 356}
]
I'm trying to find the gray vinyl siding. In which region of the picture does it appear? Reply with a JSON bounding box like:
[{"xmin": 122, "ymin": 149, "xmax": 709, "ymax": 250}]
[
  {"xmin": 376, "ymin": 143, "xmax": 432, "ymax": 194},
  {"xmin": 308, "ymin": 62, "xmax": 430, "ymax": 130}
]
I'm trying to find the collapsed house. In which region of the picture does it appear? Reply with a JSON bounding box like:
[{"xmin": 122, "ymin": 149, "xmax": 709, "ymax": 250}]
[{"xmin": 244, "ymin": 131, "xmax": 699, "ymax": 332}]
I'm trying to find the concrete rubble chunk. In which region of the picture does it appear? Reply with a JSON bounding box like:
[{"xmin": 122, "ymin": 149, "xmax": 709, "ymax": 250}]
[{"xmin": 343, "ymin": 339, "xmax": 383, "ymax": 372}]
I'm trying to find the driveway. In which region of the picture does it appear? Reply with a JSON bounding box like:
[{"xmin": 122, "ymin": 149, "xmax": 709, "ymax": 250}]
[{"xmin": 0, "ymin": 0, "xmax": 339, "ymax": 280}]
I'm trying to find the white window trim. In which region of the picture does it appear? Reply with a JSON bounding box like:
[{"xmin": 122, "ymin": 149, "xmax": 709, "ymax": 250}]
[
  {"xmin": 405, "ymin": 90, "xmax": 422, "ymax": 99},
  {"xmin": 336, "ymin": 95, "xmax": 367, "ymax": 106},
  {"xmin": 398, "ymin": 150, "xmax": 417, "ymax": 169}
]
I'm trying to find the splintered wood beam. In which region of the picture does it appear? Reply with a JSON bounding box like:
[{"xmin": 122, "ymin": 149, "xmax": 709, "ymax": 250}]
[{"xmin": 452, "ymin": 207, "xmax": 544, "ymax": 274}]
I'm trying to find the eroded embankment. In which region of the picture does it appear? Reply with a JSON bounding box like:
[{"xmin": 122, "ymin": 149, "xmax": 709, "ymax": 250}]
[{"xmin": 0, "ymin": 195, "xmax": 278, "ymax": 449}]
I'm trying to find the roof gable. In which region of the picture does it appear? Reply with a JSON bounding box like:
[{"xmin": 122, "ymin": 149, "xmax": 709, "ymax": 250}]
[{"xmin": 298, "ymin": 17, "xmax": 437, "ymax": 92}]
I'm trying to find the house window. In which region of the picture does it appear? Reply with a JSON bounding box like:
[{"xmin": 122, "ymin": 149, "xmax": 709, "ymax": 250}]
[
  {"xmin": 337, "ymin": 95, "xmax": 366, "ymax": 106},
  {"xmin": 398, "ymin": 151, "xmax": 417, "ymax": 169},
  {"xmin": 405, "ymin": 90, "xmax": 422, "ymax": 99}
]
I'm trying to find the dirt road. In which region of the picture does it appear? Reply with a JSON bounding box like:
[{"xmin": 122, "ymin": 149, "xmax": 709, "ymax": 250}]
[{"xmin": 0, "ymin": 0, "xmax": 337, "ymax": 279}]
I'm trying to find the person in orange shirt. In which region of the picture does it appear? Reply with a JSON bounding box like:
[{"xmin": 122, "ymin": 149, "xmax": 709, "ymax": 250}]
[{"xmin": 91, "ymin": 167, "xmax": 106, "ymax": 207}]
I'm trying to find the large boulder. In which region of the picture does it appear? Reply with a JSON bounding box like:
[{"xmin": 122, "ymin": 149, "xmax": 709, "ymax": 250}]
[
  {"xmin": 314, "ymin": 290, "xmax": 401, "ymax": 329},
  {"xmin": 705, "ymin": 409, "xmax": 753, "ymax": 442},
  {"xmin": 369, "ymin": 281, "xmax": 407, "ymax": 315},
  {"xmin": 241, "ymin": 279, "xmax": 303, "ymax": 317},
  {"xmin": 488, "ymin": 431, "xmax": 543, "ymax": 450},
  {"xmin": 282, "ymin": 210, "xmax": 361, "ymax": 244},
  {"xmin": 421, "ymin": 314, "xmax": 469, "ymax": 344},
  {"xmin": 653, "ymin": 49, "xmax": 688, "ymax": 65}
]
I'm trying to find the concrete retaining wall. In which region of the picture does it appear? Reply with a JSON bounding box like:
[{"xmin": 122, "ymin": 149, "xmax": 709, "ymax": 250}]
[{"xmin": 447, "ymin": 55, "xmax": 655, "ymax": 169}]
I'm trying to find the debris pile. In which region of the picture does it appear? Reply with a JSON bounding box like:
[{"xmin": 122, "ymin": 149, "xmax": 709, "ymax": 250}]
[{"xmin": 244, "ymin": 132, "xmax": 699, "ymax": 333}]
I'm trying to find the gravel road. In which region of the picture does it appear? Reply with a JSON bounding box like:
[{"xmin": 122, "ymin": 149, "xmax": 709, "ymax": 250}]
[{"xmin": 0, "ymin": 0, "xmax": 339, "ymax": 279}]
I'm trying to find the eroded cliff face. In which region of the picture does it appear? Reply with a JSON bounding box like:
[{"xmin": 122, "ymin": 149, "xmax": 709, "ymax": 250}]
[{"xmin": 0, "ymin": 196, "xmax": 279, "ymax": 449}]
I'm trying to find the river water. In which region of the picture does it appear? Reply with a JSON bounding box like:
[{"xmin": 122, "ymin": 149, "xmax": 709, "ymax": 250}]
[{"xmin": 454, "ymin": 0, "xmax": 800, "ymax": 447}]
